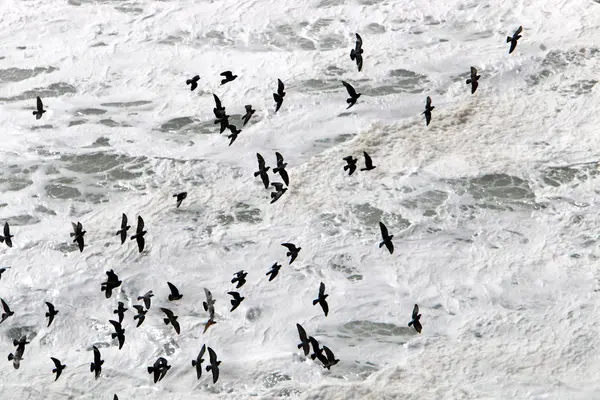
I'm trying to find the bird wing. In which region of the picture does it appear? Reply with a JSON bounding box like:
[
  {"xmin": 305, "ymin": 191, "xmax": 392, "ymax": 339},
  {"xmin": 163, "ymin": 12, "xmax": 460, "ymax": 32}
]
[
  {"xmin": 199, "ymin": 344, "xmax": 206, "ymax": 360},
  {"xmin": 256, "ymin": 153, "xmax": 266, "ymax": 168},
  {"xmin": 46, "ymin": 302, "xmax": 55, "ymax": 313},
  {"xmin": 309, "ymin": 336, "xmax": 320, "ymax": 352},
  {"xmin": 1, "ymin": 298, "xmax": 10, "ymax": 312},
  {"xmin": 133, "ymin": 305, "xmax": 144, "ymax": 313},
  {"xmin": 470, "ymin": 66, "xmax": 477, "ymax": 76},
  {"xmin": 412, "ymin": 304, "xmax": 419, "ymax": 319},
  {"xmin": 277, "ymin": 79, "xmax": 284, "ymax": 95},
  {"xmin": 281, "ymin": 243, "xmax": 295, "ymax": 251},
  {"xmin": 37, "ymin": 96, "xmax": 43, "ymax": 111},
  {"xmin": 319, "ymin": 282, "xmax": 326, "ymax": 297},
  {"xmin": 355, "ymin": 33, "xmax": 362, "ymax": 50},
  {"xmin": 71, "ymin": 222, "xmax": 78, "ymax": 233},
  {"xmin": 323, "ymin": 345, "xmax": 335, "ymax": 362},
  {"xmin": 341, "ymin": 81, "xmax": 357, "ymax": 97},
  {"xmin": 426, "ymin": 96, "xmax": 431, "ymax": 107},
  {"xmin": 109, "ymin": 320, "xmax": 121, "ymax": 331},
  {"xmin": 245, "ymin": 104, "xmax": 252, "ymax": 112},
  {"xmin": 93, "ymin": 346, "xmax": 100, "ymax": 361},
  {"xmin": 204, "ymin": 288, "xmax": 213, "ymax": 303},
  {"xmin": 50, "ymin": 357, "xmax": 62, "ymax": 368},
  {"xmin": 207, "ymin": 347, "xmax": 217, "ymax": 365},
  {"xmin": 121, "ymin": 213, "xmax": 127, "ymax": 228},
  {"xmin": 272, "ymin": 182, "xmax": 283, "ymax": 191},
  {"xmin": 296, "ymin": 323, "xmax": 308, "ymax": 341},
  {"xmin": 363, "ymin": 152, "xmax": 372, "ymax": 167},
  {"xmin": 514, "ymin": 26, "xmax": 523, "ymax": 36},
  {"xmin": 276, "ymin": 152, "xmax": 284, "ymax": 165},
  {"xmin": 137, "ymin": 216, "xmax": 144, "ymax": 232},
  {"xmin": 221, "ymin": 71, "xmax": 231, "ymax": 78},
  {"xmin": 160, "ymin": 307, "xmax": 174, "ymax": 318},
  {"xmin": 3, "ymin": 222, "xmax": 9, "ymax": 236},
  {"xmin": 213, "ymin": 94, "xmax": 222, "ymax": 109},
  {"xmin": 356, "ymin": 55, "xmax": 363, "ymax": 72},
  {"xmin": 379, "ymin": 222, "xmax": 388, "ymax": 238},
  {"xmin": 167, "ymin": 282, "xmax": 180, "ymax": 297}
]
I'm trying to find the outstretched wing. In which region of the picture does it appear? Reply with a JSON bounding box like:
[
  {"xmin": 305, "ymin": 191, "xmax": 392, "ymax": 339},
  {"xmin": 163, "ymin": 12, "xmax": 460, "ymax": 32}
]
[
  {"xmin": 412, "ymin": 304, "xmax": 419, "ymax": 320},
  {"xmin": 514, "ymin": 25, "xmax": 523, "ymax": 36},
  {"xmin": 204, "ymin": 288, "xmax": 213, "ymax": 303},
  {"xmin": 363, "ymin": 152, "xmax": 372, "ymax": 167},
  {"xmin": 272, "ymin": 182, "xmax": 284, "ymax": 191},
  {"xmin": 355, "ymin": 33, "xmax": 362, "ymax": 50},
  {"xmin": 109, "ymin": 320, "xmax": 121, "ymax": 331},
  {"xmin": 296, "ymin": 323, "xmax": 308, "ymax": 341},
  {"xmin": 379, "ymin": 222, "xmax": 388, "ymax": 238},
  {"xmin": 50, "ymin": 357, "xmax": 61, "ymax": 368},
  {"xmin": 470, "ymin": 66, "xmax": 477, "ymax": 76},
  {"xmin": 213, "ymin": 94, "xmax": 222, "ymax": 110},
  {"xmin": 319, "ymin": 282, "xmax": 326, "ymax": 297},
  {"xmin": 256, "ymin": 153, "xmax": 266, "ymax": 169},
  {"xmin": 37, "ymin": 96, "xmax": 43, "ymax": 111},
  {"xmin": 426, "ymin": 96, "xmax": 432, "ymax": 108},
  {"xmin": 137, "ymin": 216, "xmax": 144, "ymax": 232},
  {"xmin": 160, "ymin": 307, "xmax": 174, "ymax": 318},
  {"xmin": 121, "ymin": 213, "xmax": 127, "ymax": 228},
  {"xmin": 207, "ymin": 347, "xmax": 218, "ymax": 365},
  {"xmin": 167, "ymin": 282, "xmax": 180, "ymax": 297},
  {"xmin": 46, "ymin": 302, "xmax": 55, "ymax": 313},
  {"xmin": 277, "ymin": 79, "xmax": 284, "ymax": 95},
  {"xmin": 341, "ymin": 81, "xmax": 357, "ymax": 98},
  {"xmin": 220, "ymin": 71, "xmax": 231, "ymax": 78},
  {"xmin": 276, "ymin": 152, "xmax": 284, "ymax": 165}
]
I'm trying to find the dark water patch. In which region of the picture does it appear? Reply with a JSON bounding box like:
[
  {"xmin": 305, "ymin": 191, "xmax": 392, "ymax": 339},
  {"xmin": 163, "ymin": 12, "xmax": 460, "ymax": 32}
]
[
  {"xmin": 46, "ymin": 183, "xmax": 82, "ymax": 199},
  {"xmin": 365, "ymin": 69, "xmax": 429, "ymax": 95},
  {"xmin": 465, "ymin": 30, "xmax": 493, "ymax": 41},
  {"xmin": 34, "ymin": 205, "xmax": 57, "ymax": 216},
  {"xmin": 246, "ymin": 307, "xmax": 262, "ymax": 322},
  {"xmin": 300, "ymin": 78, "xmax": 341, "ymax": 92},
  {"xmin": 366, "ymin": 23, "xmax": 386, "ymax": 34},
  {"xmin": 0, "ymin": 175, "xmax": 33, "ymax": 192},
  {"xmin": 159, "ymin": 117, "xmax": 195, "ymax": 132},
  {"xmin": 4, "ymin": 214, "xmax": 41, "ymax": 226},
  {"xmin": 101, "ymin": 100, "xmax": 152, "ymax": 108},
  {"xmin": 0, "ymin": 66, "xmax": 58, "ymax": 83},
  {"xmin": 451, "ymin": 173, "xmax": 538, "ymax": 210},
  {"xmin": 340, "ymin": 320, "xmax": 413, "ymax": 339},
  {"xmin": 69, "ymin": 119, "xmax": 87, "ymax": 127},
  {"xmin": 158, "ymin": 35, "xmax": 182, "ymax": 45},
  {"xmin": 317, "ymin": 0, "xmax": 346, "ymax": 6},
  {"xmin": 60, "ymin": 152, "xmax": 149, "ymax": 177},
  {"xmin": 541, "ymin": 162, "xmax": 600, "ymax": 187},
  {"xmin": 234, "ymin": 202, "xmax": 262, "ymax": 224},
  {"xmin": 526, "ymin": 69, "xmax": 552, "ymax": 86},
  {"xmin": 91, "ymin": 42, "xmax": 108, "ymax": 47},
  {"xmin": 319, "ymin": 35, "xmax": 344, "ymax": 50},
  {"xmin": 203, "ymin": 30, "xmax": 235, "ymax": 47},
  {"xmin": 559, "ymin": 79, "xmax": 597, "ymax": 97},
  {"xmin": 5, "ymin": 326, "xmax": 38, "ymax": 342},
  {"xmin": 0, "ymin": 82, "xmax": 77, "ymax": 102},
  {"xmin": 88, "ymin": 137, "xmax": 111, "ymax": 148},
  {"xmin": 330, "ymin": 254, "xmax": 362, "ymax": 281},
  {"xmin": 263, "ymin": 372, "xmax": 291, "ymax": 389},
  {"xmin": 75, "ymin": 108, "xmax": 107, "ymax": 116},
  {"xmin": 350, "ymin": 203, "xmax": 383, "ymax": 226},
  {"xmin": 324, "ymin": 65, "xmax": 345, "ymax": 76},
  {"xmin": 313, "ymin": 133, "xmax": 355, "ymax": 152},
  {"xmin": 31, "ymin": 124, "xmax": 53, "ymax": 130},
  {"xmin": 216, "ymin": 212, "xmax": 235, "ymax": 226},
  {"xmin": 115, "ymin": 6, "xmax": 143, "ymax": 14},
  {"xmin": 98, "ymin": 119, "xmax": 119, "ymax": 127},
  {"xmin": 401, "ymin": 190, "xmax": 449, "ymax": 216},
  {"xmin": 308, "ymin": 18, "xmax": 333, "ymax": 34}
]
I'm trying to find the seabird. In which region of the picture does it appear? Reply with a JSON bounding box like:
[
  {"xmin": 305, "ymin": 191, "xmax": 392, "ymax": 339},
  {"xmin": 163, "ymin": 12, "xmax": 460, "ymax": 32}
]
[
  {"xmin": 466, "ymin": 66, "xmax": 480, "ymax": 94},
  {"xmin": 270, "ymin": 182, "xmax": 287, "ymax": 204},
  {"xmin": 203, "ymin": 288, "xmax": 217, "ymax": 333},
  {"xmin": 1, "ymin": 298, "xmax": 14, "ymax": 323},
  {"xmin": 308, "ymin": 336, "xmax": 328, "ymax": 365},
  {"xmin": 167, "ymin": 282, "xmax": 183, "ymax": 301},
  {"xmin": 423, "ymin": 96, "xmax": 434, "ymax": 126},
  {"xmin": 343, "ymin": 156, "xmax": 357, "ymax": 176},
  {"xmin": 0, "ymin": 266, "xmax": 10, "ymax": 280},
  {"xmin": 255, "ymin": 153, "xmax": 271, "ymax": 189},
  {"xmin": 281, "ymin": 243, "xmax": 301, "ymax": 265},
  {"xmin": 273, "ymin": 79, "xmax": 286, "ymax": 112},
  {"xmin": 322, "ymin": 346, "xmax": 339, "ymax": 369},
  {"xmin": 45, "ymin": 302, "xmax": 59, "ymax": 327},
  {"xmin": 220, "ymin": 71, "xmax": 238, "ymax": 85},
  {"xmin": 215, "ymin": 113, "xmax": 230, "ymax": 134},
  {"xmin": 50, "ymin": 357, "xmax": 66, "ymax": 381},
  {"xmin": 9, "ymin": 337, "xmax": 29, "ymax": 369},
  {"xmin": 109, "ymin": 320, "xmax": 126, "ymax": 350},
  {"xmin": 206, "ymin": 347, "xmax": 221, "ymax": 384},
  {"xmin": 137, "ymin": 290, "xmax": 154, "ymax": 309},
  {"xmin": 296, "ymin": 323, "xmax": 310, "ymax": 356},
  {"xmin": 114, "ymin": 301, "xmax": 127, "ymax": 324},
  {"xmin": 90, "ymin": 345, "xmax": 104, "ymax": 379},
  {"xmin": 186, "ymin": 75, "xmax": 200, "ymax": 91},
  {"xmin": 507, "ymin": 26, "xmax": 523, "ymax": 54},
  {"xmin": 231, "ymin": 270, "xmax": 247, "ymax": 288},
  {"xmin": 408, "ymin": 303, "xmax": 422, "ymax": 333},
  {"xmin": 242, "ymin": 105, "xmax": 255, "ymax": 126},
  {"xmin": 173, "ymin": 192, "xmax": 187, "ymax": 208},
  {"xmin": 228, "ymin": 291, "xmax": 245, "ymax": 312},
  {"xmin": 116, "ymin": 213, "xmax": 130, "ymax": 245},
  {"xmin": 192, "ymin": 344, "xmax": 206, "ymax": 380},
  {"xmin": 33, "ymin": 96, "xmax": 46, "ymax": 119},
  {"xmin": 266, "ymin": 262, "xmax": 282, "ymax": 281},
  {"xmin": 70, "ymin": 221, "xmax": 86, "ymax": 252},
  {"xmin": 313, "ymin": 282, "xmax": 329, "ymax": 317},
  {"xmin": 227, "ymin": 124, "xmax": 241, "ymax": 146},
  {"xmin": 101, "ymin": 269, "xmax": 122, "ymax": 299},
  {"xmin": 133, "ymin": 305, "xmax": 147, "ymax": 327},
  {"xmin": 160, "ymin": 308, "xmax": 181, "ymax": 334},
  {"xmin": 350, "ymin": 33, "xmax": 364, "ymax": 72},
  {"xmin": 341, "ymin": 81, "xmax": 361, "ymax": 109},
  {"xmin": 379, "ymin": 221, "xmax": 394, "ymax": 254},
  {"xmin": 360, "ymin": 151, "xmax": 376, "ymax": 171},
  {"xmin": 148, "ymin": 357, "xmax": 171, "ymax": 383},
  {"xmin": 273, "ymin": 152, "xmax": 289, "ymax": 186},
  {"xmin": 130, "ymin": 216, "xmax": 146, "ymax": 253},
  {"xmin": 0, "ymin": 222, "xmax": 14, "ymax": 248},
  {"xmin": 213, "ymin": 94, "xmax": 227, "ymax": 119}
]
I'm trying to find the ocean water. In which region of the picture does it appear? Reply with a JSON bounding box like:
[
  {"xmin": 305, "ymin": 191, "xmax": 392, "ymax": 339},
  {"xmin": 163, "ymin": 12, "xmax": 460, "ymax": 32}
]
[{"xmin": 1, "ymin": 0, "xmax": 600, "ymax": 398}]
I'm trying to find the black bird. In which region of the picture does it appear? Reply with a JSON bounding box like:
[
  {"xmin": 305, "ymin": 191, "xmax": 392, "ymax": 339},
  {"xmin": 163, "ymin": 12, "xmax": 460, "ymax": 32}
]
[
  {"xmin": 192, "ymin": 344, "xmax": 206, "ymax": 380},
  {"xmin": 408, "ymin": 303, "xmax": 422, "ymax": 333},
  {"xmin": 296, "ymin": 323, "xmax": 310, "ymax": 356},
  {"xmin": 114, "ymin": 301, "xmax": 127, "ymax": 324},
  {"xmin": 466, "ymin": 66, "xmax": 480, "ymax": 94},
  {"xmin": 231, "ymin": 270, "xmax": 247, "ymax": 288},
  {"xmin": 101, "ymin": 269, "xmax": 122, "ymax": 299},
  {"xmin": 423, "ymin": 96, "xmax": 434, "ymax": 126},
  {"xmin": 1, "ymin": 298, "xmax": 14, "ymax": 323},
  {"xmin": 322, "ymin": 346, "xmax": 339, "ymax": 369},
  {"xmin": 0, "ymin": 222, "xmax": 14, "ymax": 248},
  {"xmin": 227, "ymin": 124, "xmax": 241, "ymax": 146},
  {"xmin": 220, "ymin": 71, "xmax": 238, "ymax": 85},
  {"xmin": 270, "ymin": 182, "xmax": 287, "ymax": 204},
  {"xmin": 507, "ymin": 26, "xmax": 523, "ymax": 54},
  {"xmin": 308, "ymin": 336, "xmax": 328, "ymax": 366},
  {"xmin": 215, "ymin": 113, "xmax": 231, "ymax": 134},
  {"xmin": 281, "ymin": 243, "xmax": 301, "ymax": 265},
  {"xmin": 203, "ymin": 288, "xmax": 217, "ymax": 333},
  {"xmin": 70, "ymin": 221, "xmax": 86, "ymax": 252},
  {"xmin": 0, "ymin": 266, "xmax": 10, "ymax": 280},
  {"xmin": 167, "ymin": 282, "xmax": 183, "ymax": 301},
  {"xmin": 160, "ymin": 308, "xmax": 181, "ymax": 334},
  {"xmin": 109, "ymin": 320, "xmax": 126, "ymax": 349},
  {"xmin": 343, "ymin": 156, "xmax": 357, "ymax": 176},
  {"xmin": 131, "ymin": 216, "xmax": 146, "ymax": 253},
  {"xmin": 266, "ymin": 262, "xmax": 282, "ymax": 281},
  {"xmin": 148, "ymin": 357, "xmax": 171, "ymax": 383},
  {"xmin": 50, "ymin": 357, "xmax": 66, "ymax": 381},
  {"xmin": 9, "ymin": 337, "xmax": 29, "ymax": 369},
  {"xmin": 206, "ymin": 347, "xmax": 221, "ymax": 384},
  {"xmin": 379, "ymin": 221, "xmax": 394, "ymax": 254},
  {"xmin": 273, "ymin": 152, "xmax": 289, "ymax": 186},
  {"xmin": 90, "ymin": 346, "xmax": 103, "ymax": 380},
  {"xmin": 138, "ymin": 290, "xmax": 154, "ymax": 309},
  {"xmin": 360, "ymin": 151, "xmax": 376, "ymax": 171},
  {"xmin": 350, "ymin": 33, "xmax": 364, "ymax": 72},
  {"xmin": 341, "ymin": 81, "xmax": 361, "ymax": 109},
  {"xmin": 186, "ymin": 75, "xmax": 200, "ymax": 91},
  {"xmin": 273, "ymin": 79, "xmax": 286, "ymax": 112},
  {"xmin": 242, "ymin": 105, "xmax": 255, "ymax": 126},
  {"xmin": 213, "ymin": 94, "xmax": 227, "ymax": 119},
  {"xmin": 133, "ymin": 305, "xmax": 147, "ymax": 327},
  {"xmin": 45, "ymin": 302, "xmax": 58, "ymax": 327},
  {"xmin": 116, "ymin": 213, "xmax": 130, "ymax": 245},
  {"xmin": 313, "ymin": 282, "xmax": 329, "ymax": 317},
  {"xmin": 114, "ymin": 396, "xmax": 118, "ymax": 400},
  {"xmin": 173, "ymin": 192, "xmax": 187, "ymax": 208},
  {"xmin": 228, "ymin": 291, "xmax": 245, "ymax": 312},
  {"xmin": 33, "ymin": 96, "xmax": 46, "ymax": 120},
  {"xmin": 255, "ymin": 153, "xmax": 270, "ymax": 189}
]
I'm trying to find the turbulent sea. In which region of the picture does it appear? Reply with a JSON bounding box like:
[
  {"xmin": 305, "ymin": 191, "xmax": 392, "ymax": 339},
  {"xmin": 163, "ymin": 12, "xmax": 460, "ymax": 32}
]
[{"xmin": 1, "ymin": 0, "xmax": 600, "ymax": 399}]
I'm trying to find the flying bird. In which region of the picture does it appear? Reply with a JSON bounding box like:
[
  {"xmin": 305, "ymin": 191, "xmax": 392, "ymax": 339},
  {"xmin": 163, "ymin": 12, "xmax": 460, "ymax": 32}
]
[
  {"xmin": 220, "ymin": 71, "xmax": 238, "ymax": 85},
  {"xmin": 231, "ymin": 270, "xmax": 247, "ymax": 288},
  {"xmin": 213, "ymin": 94, "xmax": 226, "ymax": 119},
  {"xmin": 101, "ymin": 269, "xmax": 122, "ymax": 299},
  {"xmin": 0, "ymin": 222, "xmax": 14, "ymax": 248},
  {"xmin": 167, "ymin": 282, "xmax": 183, "ymax": 301},
  {"xmin": 186, "ymin": 75, "xmax": 200, "ymax": 91},
  {"xmin": 242, "ymin": 105, "xmax": 255, "ymax": 126},
  {"xmin": 255, "ymin": 153, "xmax": 270, "ymax": 189},
  {"xmin": 114, "ymin": 301, "xmax": 127, "ymax": 324},
  {"xmin": 70, "ymin": 221, "xmax": 86, "ymax": 252},
  {"xmin": 281, "ymin": 243, "xmax": 301, "ymax": 265},
  {"xmin": 148, "ymin": 357, "xmax": 171, "ymax": 383},
  {"xmin": 507, "ymin": 26, "xmax": 523, "ymax": 54},
  {"xmin": 423, "ymin": 96, "xmax": 434, "ymax": 126},
  {"xmin": 131, "ymin": 216, "xmax": 146, "ymax": 253},
  {"xmin": 408, "ymin": 303, "xmax": 422, "ymax": 333},
  {"xmin": 266, "ymin": 262, "xmax": 282, "ymax": 281},
  {"xmin": 90, "ymin": 346, "xmax": 104, "ymax": 380},
  {"xmin": 45, "ymin": 302, "xmax": 59, "ymax": 327},
  {"xmin": 308, "ymin": 336, "xmax": 328, "ymax": 366},
  {"xmin": 137, "ymin": 290, "xmax": 154, "ymax": 309},
  {"xmin": 227, "ymin": 124, "xmax": 242, "ymax": 146},
  {"xmin": 203, "ymin": 288, "xmax": 217, "ymax": 333},
  {"xmin": 379, "ymin": 221, "xmax": 394, "ymax": 254},
  {"xmin": 228, "ymin": 291, "xmax": 245, "ymax": 312},
  {"xmin": 50, "ymin": 357, "xmax": 66, "ymax": 381},
  {"xmin": 116, "ymin": 213, "xmax": 130, "ymax": 245},
  {"xmin": 0, "ymin": 266, "xmax": 10, "ymax": 280},
  {"xmin": 33, "ymin": 96, "xmax": 46, "ymax": 119},
  {"xmin": 9, "ymin": 337, "xmax": 29, "ymax": 369},
  {"xmin": 133, "ymin": 305, "xmax": 147, "ymax": 327},
  {"xmin": 215, "ymin": 113, "xmax": 230, "ymax": 134},
  {"xmin": 273, "ymin": 79, "xmax": 286, "ymax": 112},
  {"xmin": 273, "ymin": 152, "xmax": 289, "ymax": 186},
  {"xmin": 160, "ymin": 308, "xmax": 181, "ymax": 335},
  {"xmin": 192, "ymin": 344, "xmax": 206, "ymax": 380},
  {"xmin": 173, "ymin": 192, "xmax": 187, "ymax": 208},
  {"xmin": 109, "ymin": 320, "xmax": 126, "ymax": 350},
  {"xmin": 343, "ymin": 156, "xmax": 357, "ymax": 176},
  {"xmin": 466, "ymin": 66, "xmax": 480, "ymax": 94},
  {"xmin": 206, "ymin": 347, "xmax": 221, "ymax": 384},
  {"xmin": 296, "ymin": 323, "xmax": 310, "ymax": 356},
  {"xmin": 313, "ymin": 282, "xmax": 329, "ymax": 317},
  {"xmin": 350, "ymin": 33, "xmax": 364, "ymax": 72},
  {"xmin": 1, "ymin": 298, "xmax": 14, "ymax": 323},
  {"xmin": 360, "ymin": 151, "xmax": 376, "ymax": 171},
  {"xmin": 322, "ymin": 346, "xmax": 340, "ymax": 369},
  {"xmin": 270, "ymin": 182, "xmax": 287, "ymax": 204},
  {"xmin": 341, "ymin": 81, "xmax": 361, "ymax": 109}
]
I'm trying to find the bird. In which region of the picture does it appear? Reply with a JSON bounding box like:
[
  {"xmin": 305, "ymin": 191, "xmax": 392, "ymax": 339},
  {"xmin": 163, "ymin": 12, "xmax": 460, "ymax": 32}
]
[
  {"xmin": 203, "ymin": 288, "xmax": 217, "ymax": 333},
  {"xmin": 266, "ymin": 262, "xmax": 282, "ymax": 281},
  {"xmin": 114, "ymin": 396, "xmax": 119, "ymax": 400},
  {"xmin": 379, "ymin": 221, "xmax": 394, "ymax": 254},
  {"xmin": 160, "ymin": 308, "xmax": 181, "ymax": 334},
  {"xmin": 350, "ymin": 33, "xmax": 364, "ymax": 72},
  {"xmin": 231, "ymin": 270, "xmax": 247, "ymax": 288},
  {"xmin": 423, "ymin": 96, "xmax": 434, "ymax": 126},
  {"xmin": 220, "ymin": 71, "xmax": 238, "ymax": 85},
  {"xmin": 242, "ymin": 105, "xmax": 255, "ymax": 126},
  {"xmin": 1, "ymin": 298, "xmax": 14, "ymax": 323},
  {"xmin": 9, "ymin": 337, "xmax": 29, "ymax": 369},
  {"xmin": 215, "ymin": 113, "xmax": 231, "ymax": 134},
  {"xmin": 281, "ymin": 243, "xmax": 301, "ymax": 265},
  {"xmin": 206, "ymin": 347, "xmax": 221, "ymax": 384},
  {"xmin": 270, "ymin": 182, "xmax": 287, "ymax": 204},
  {"xmin": 173, "ymin": 192, "xmax": 187, "ymax": 208},
  {"xmin": 116, "ymin": 213, "xmax": 130, "ymax": 245},
  {"xmin": 213, "ymin": 94, "xmax": 227, "ymax": 119},
  {"xmin": 101, "ymin": 270, "xmax": 122, "ymax": 299},
  {"xmin": 273, "ymin": 152, "xmax": 289, "ymax": 186},
  {"xmin": 341, "ymin": 81, "xmax": 361, "ymax": 109},
  {"xmin": 0, "ymin": 222, "xmax": 14, "ymax": 248},
  {"xmin": 167, "ymin": 282, "xmax": 183, "ymax": 301},
  {"xmin": 109, "ymin": 320, "xmax": 126, "ymax": 350},
  {"xmin": 313, "ymin": 282, "xmax": 329, "ymax": 317},
  {"xmin": 90, "ymin": 346, "xmax": 104, "ymax": 379},
  {"xmin": 0, "ymin": 266, "xmax": 10, "ymax": 280},
  {"xmin": 227, "ymin": 124, "xmax": 242, "ymax": 146},
  {"xmin": 360, "ymin": 151, "xmax": 376, "ymax": 171},
  {"xmin": 50, "ymin": 357, "xmax": 66, "ymax": 381},
  {"xmin": 70, "ymin": 221, "xmax": 86, "ymax": 252},
  {"xmin": 308, "ymin": 336, "xmax": 328, "ymax": 366},
  {"xmin": 33, "ymin": 96, "xmax": 46, "ymax": 119},
  {"xmin": 273, "ymin": 79, "xmax": 286, "ymax": 112},
  {"xmin": 507, "ymin": 26, "xmax": 523, "ymax": 54},
  {"xmin": 296, "ymin": 323, "xmax": 310, "ymax": 356},
  {"xmin": 45, "ymin": 302, "xmax": 58, "ymax": 327},
  {"xmin": 322, "ymin": 346, "xmax": 340, "ymax": 369},
  {"xmin": 408, "ymin": 304, "xmax": 422, "ymax": 333},
  {"xmin": 186, "ymin": 75, "xmax": 200, "ymax": 91},
  {"xmin": 228, "ymin": 291, "xmax": 245, "ymax": 312},
  {"xmin": 343, "ymin": 156, "xmax": 357, "ymax": 176},
  {"xmin": 466, "ymin": 66, "xmax": 480, "ymax": 94},
  {"xmin": 137, "ymin": 290, "xmax": 154, "ymax": 309},
  {"xmin": 192, "ymin": 344, "xmax": 206, "ymax": 380},
  {"xmin": 255, "ymin": 153, "xmax": 271, "ymax": 189},
  {"xmin": 114, "ymin": 301, "xmax": 127, "ymax": 324},
  {"xmin": 131, "ymin": 216, "xmax": 146, "ymax": 253},
  {"xmin": 148, "ymin": 357, "xmax": 171, "ymax": 383},
  {"xmin": 133, "ymin": 305, "xmax": 147, "ymax": 327}
]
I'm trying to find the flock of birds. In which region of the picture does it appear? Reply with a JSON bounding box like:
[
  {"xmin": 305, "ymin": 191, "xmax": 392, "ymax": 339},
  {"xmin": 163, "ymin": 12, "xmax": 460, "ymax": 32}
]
[{"xmin": 1, "ymin": 25, "xmax": 525, "ymax": 397}]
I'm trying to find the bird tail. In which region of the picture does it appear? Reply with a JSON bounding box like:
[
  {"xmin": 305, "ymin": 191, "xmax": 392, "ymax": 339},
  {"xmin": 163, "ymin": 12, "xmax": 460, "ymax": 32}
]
[
  {"xmin": 192, "ymin": 360, "xmax": 197, "ymax": 367},
  {"xmin": 32, "ymin": 111, "xmax": 37, "ymax": 116},
  {"xmin": 310, "ymin": 354, "xmax": 317, "ymax": 360},
  {"xmin": 253, "ymin": 171, "xmax": 260, "ymax": 177},
  {"xmin": 379, "ymin": 241, "xmax": 384, "ymax": 248},
  {"xmin": 408, "ymin": 320, "xmax": 414, "ymax": 327},
  {"xmin": 466, "ymin": 79, "xmax": 472, "ymax": 84},
  {"xmin": 343, "ymin": 165, "xmax": 349, "ymax": 171},
  {"xmin": 506, "ymin": 36, "xmax": 512, "ymax": 43},
  {"xmin": 350, "ymin": 49, "xmax": 356, "ymax": 60},
  {"xmin": 164, "ymin": 318, "xmax": 170, "ymax": 325},
  {"xmin": 312, "ymin": 299, "xmax": 319, "ymax": 306},
  {"xmin": 297, "ymin": 343, "xmax": 302, "ymax": 350},
  {"xmin": 45, "ymin": 312, "xmax": 50, "ymax": 317},
  {"xmin": 8, "ymin": 353, "xmax": 13, "ymax": 361},
  {"xmin": 52, "ymin": 368, "xmax": 57, "ymax": 373},
  {"xmin": 346, "ymin": 98, "xmax": 352, "ymax": 104}
]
